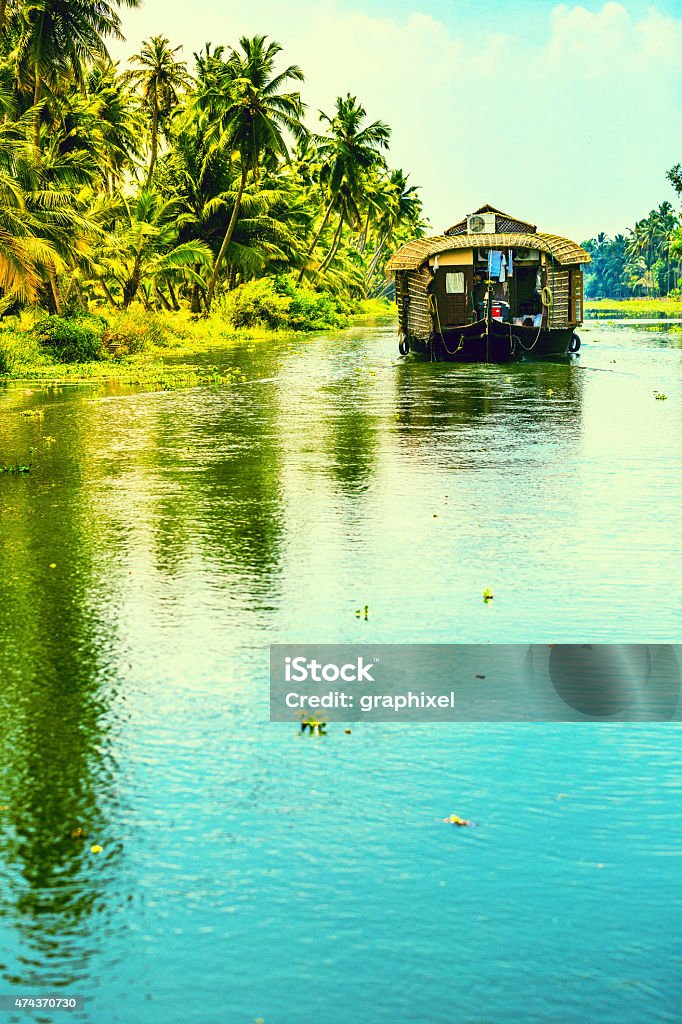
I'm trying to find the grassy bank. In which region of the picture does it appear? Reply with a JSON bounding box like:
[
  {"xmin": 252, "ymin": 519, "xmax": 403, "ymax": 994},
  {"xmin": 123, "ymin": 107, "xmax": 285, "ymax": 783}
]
[
  {"xmin": 0, "ymin": 310, "xmax": 253, "ymax": 388},
  {"xmin": 0, "ymin": 282, "xmax": 395, "ymax": 389},
  {"xmin": 585, "ymin": 297, "xmax": 682, "ymax": 317}
]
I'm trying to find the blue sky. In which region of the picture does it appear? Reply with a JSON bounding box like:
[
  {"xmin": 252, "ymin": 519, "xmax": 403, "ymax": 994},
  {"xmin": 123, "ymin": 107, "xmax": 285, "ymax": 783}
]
[{"xmin": 112, "ymin": 1, "xmax": 682, "ymax": 241}]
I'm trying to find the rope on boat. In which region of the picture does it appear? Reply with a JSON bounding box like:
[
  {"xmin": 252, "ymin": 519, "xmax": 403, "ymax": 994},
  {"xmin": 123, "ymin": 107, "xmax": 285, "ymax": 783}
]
[
  {"xmin": 428, "ymin": 292, "xmax": 465, "ymax": 357},
  {"xmin": 426, "ymin": 273, "xmax": 555, "ymax": 360},
  {"xmin": 506, "ymin": 322, "xmax": 516, "ymax": 356},
  {"xmin": 514, "ymin": 319, "xmax": 544, "ymax": 351},
  {"xmin": 517, "ymin": 268, "xmax": 553, "ymax": 352}
]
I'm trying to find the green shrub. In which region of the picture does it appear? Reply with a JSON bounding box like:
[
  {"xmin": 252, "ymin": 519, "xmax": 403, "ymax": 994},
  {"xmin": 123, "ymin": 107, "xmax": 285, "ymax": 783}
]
[
  {"xmin": 219, "ymin": 276, "xmax": 351, "ymax": 332},
  {"xmin": 0, "ymin": 330, "xmax": 40, "ymax": 374},
  {"xmin": 32, "ymin": 314, "xmax": 105, "ymax": 363},
  {"xmin": 102, "ymin": 309, "xmax": 174, "ymax": 357},
  {"xmin": 219, "ymin": 278, "xmax": 291, "ymax": 330},
  {"xmin": 0, "ymin": 341, "xmax": 11, "ymax": 374},
  {"xmin": 278, "ymin": 277, "xmax": 350, "ymax": 330}
]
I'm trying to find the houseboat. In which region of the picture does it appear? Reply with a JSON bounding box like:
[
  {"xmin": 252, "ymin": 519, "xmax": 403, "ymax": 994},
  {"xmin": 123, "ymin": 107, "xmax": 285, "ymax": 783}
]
[{"xmin": 387, "ymin": 205, "xmax": 591, "ymax": 362}]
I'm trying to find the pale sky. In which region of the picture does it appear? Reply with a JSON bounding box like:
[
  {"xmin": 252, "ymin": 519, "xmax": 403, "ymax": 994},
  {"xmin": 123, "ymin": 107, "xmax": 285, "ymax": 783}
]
[{"xmin": 111, "ymin": 0, "xmax": 682, "ymax": 242}]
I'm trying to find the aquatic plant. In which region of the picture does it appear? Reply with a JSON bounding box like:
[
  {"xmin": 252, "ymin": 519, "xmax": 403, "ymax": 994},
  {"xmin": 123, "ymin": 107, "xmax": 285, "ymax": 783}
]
[
  {"xmin": 300, "ymin": 716, "xmax": 327, "ymax": 736},
  {"xmin": 0, "ymin": 464, "xmax": 31, "ymax": 473}
]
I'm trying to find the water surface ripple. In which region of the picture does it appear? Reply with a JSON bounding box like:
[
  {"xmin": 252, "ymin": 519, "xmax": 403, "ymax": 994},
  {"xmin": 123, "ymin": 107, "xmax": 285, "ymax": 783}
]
[{"xmin": 0, "ymin": 320, "xmax": 680, "ymax": 1023}]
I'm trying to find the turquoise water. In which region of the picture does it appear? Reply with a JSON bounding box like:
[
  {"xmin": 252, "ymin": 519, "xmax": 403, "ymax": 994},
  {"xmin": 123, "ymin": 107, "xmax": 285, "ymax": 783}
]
[{"xmin": 0, "ymin": 320, "xmax": 680, "ymax": 1022}]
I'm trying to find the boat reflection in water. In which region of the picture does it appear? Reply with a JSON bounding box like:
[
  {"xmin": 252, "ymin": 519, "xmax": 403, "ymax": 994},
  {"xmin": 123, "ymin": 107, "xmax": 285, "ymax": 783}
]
[{"xmin": 392, "ymin": 356, "xmax": 584, "ymax": 468}]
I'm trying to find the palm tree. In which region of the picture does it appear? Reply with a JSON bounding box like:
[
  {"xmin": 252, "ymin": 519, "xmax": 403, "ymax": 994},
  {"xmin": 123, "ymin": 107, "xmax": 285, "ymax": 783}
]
[
  {"xmin": 0, "ymin": 0, "xmax": 17, "ymax": 35},
  {"xmin": 124, "ymin": 35, "xmax": 190, "ymax": 190},
  {"xmin": 37, "ymin": 65, "xmax": 142, "ymax": 193},
  {"xmin": 11, "ymin": 0, "xmax": 140, "ymax": 159},
  {"xmin": 197, "ymin": 34, "xmax": 306, "ymax": 311},
  {"xmin": 93, "ymin": 190, "xmax": 213, "ymax": 308},
  {"xmin": 366, "ymin": 168, "xmax": 421, "ymax": 279},
  {"xmin": 627, "ymin": 258, "xmax": 655, "ymax": 297},
  {"xmin": 85, "ymin": 60, "xmax": 144, "ymax": 190},
  {"xmin": 0, "ymin": 103, "xmax": 99, "ymax": 310},
  {"xmin": 0, "ymin": 162, "xmax": 61, "ymax": 303},
  {"xmin": 298, "ymin": 94, "xmax": 390, "ymax": 282}
]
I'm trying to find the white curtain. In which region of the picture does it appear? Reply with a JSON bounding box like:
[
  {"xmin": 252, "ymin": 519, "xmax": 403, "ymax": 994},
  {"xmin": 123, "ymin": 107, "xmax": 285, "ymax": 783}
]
[{"xmin": 446, "ymin": 272, "xmax": 465, "ymax": 294}]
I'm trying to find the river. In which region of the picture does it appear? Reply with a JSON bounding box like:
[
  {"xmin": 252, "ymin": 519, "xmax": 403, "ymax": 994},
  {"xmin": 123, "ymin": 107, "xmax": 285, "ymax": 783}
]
[{"xmin": 0, "ymin": 318, "xmax": 680, "ymax": 1023}]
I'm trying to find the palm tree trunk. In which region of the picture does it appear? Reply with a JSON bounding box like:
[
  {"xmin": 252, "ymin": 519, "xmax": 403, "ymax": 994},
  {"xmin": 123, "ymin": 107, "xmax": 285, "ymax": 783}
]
[
  {"xmin": 168, "ymin": 281, "xmax": 180, "ymax": 310},
  {"xmin": 155, "ymin": 283, "xmax": 173, "ymax": 311},
  {"xmin": 190, "ymin": 279, "xmax": 202, "ymax": 313},
  {"xmin": 100, "ymin": 279, "xmax": 118, "ymax": 308},
  {"xmin": 145, "ymin": 102, "xmax": 158, "ymax": 190},
  {"xmin": 358, "ymin": 209, "xmax": 371, "ymax": 253},
  {"xmin": 367, "ymin": 231, "xmax": 389, "ymax": 278},
  {"xmin": 205, "ymin": 166, "xmax": 247, "ymax": 313},
  {"xmin": 319, "ymin": 215, "xmax": 344, "ymax": 273},
  {"xmin": 48, "ymin": 268, "xmax": 63, "ymax": 316},
  {"xmin": 123, "ymin": 250, "xmax": 144, "ymax": 308},
  {"xmin": 297, "ymin": 197, "xmax": 335, "ymax": 283},
  {"xmin": 33, "ymin": 73, "xmax": 42, "ymax": 162}
]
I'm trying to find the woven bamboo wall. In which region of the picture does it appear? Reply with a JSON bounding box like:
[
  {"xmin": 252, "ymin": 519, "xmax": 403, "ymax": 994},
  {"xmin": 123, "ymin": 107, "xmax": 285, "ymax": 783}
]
[
  {"xmin": 398, "ymin": 269, "xmax": 432, "ymax": 340},
  {"xmin": 548, "ymin": 268, "xmax": 570, "ymax": 328}
]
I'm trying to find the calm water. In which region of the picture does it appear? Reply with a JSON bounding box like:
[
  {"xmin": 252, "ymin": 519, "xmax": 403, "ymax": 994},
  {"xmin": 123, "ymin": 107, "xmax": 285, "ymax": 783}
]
[{"xmin": 0, "ymin": 319, "xmax": 680, "ymax": 1023}]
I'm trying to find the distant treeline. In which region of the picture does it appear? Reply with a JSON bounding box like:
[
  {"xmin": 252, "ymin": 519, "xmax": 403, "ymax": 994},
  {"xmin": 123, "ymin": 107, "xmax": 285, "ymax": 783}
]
[
  {"xmin": 582, "ymin": 166, "xmax": 682, "ymax": 299},
  {"xmin": 0, "ymin": 1, "xmax": 426, "ymax": 318}
]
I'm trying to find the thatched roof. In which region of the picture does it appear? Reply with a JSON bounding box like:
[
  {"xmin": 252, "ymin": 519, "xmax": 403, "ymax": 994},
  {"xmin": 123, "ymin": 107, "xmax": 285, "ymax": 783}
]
[
  {"xmin": 386, "ymin": 232, "xmax": 591, "ymax": 272},
  {"xmin": 445, "ymin": 204, "xmax": 537, "ymax": 236}
]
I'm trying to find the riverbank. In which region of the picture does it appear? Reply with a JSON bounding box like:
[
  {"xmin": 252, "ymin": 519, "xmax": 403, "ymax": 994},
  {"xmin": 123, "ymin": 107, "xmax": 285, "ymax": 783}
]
[
  {"xmin": 585, "ymin": 297, "xmax": 682, "ymax": 318},
  {"xmin": 0, "ymin": 295, "xmax": 395, "ymax": 388}
]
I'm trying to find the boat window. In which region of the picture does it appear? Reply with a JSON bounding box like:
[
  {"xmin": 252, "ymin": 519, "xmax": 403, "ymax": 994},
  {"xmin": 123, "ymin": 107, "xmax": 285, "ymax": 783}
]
[{"xmin": 445, "ymin": 271, "xmax": 465, "ymax": 294}]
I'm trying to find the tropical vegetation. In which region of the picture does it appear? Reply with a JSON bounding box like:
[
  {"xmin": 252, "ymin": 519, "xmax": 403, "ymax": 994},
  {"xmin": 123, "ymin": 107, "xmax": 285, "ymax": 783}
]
[
  {"xmin": 582, "ymin": 170, "xmax": 682, "ymax": 299},
  {"xmin": 0, "ymin": 3, "xmax": 425, "ymax": 350}
]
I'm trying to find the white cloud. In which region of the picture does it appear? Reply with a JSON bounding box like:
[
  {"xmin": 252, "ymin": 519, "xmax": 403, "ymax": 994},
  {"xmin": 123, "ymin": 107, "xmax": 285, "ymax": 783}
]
[{"xmin": 112, "ymin": 2, "xmax": 682, "ymax": 240}]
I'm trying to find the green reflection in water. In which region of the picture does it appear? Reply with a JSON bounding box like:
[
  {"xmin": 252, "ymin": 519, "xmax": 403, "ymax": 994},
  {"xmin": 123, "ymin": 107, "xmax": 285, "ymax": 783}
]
[{"xmin": 0, "ymin": 406, "xmax": 121, "ymax": 981}]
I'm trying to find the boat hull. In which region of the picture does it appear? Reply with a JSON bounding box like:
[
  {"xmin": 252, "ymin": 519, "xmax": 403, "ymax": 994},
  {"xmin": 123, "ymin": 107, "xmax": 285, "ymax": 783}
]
[{"xmin": 404, "ymin": 319, "xmax": 575, "ymax": 363}]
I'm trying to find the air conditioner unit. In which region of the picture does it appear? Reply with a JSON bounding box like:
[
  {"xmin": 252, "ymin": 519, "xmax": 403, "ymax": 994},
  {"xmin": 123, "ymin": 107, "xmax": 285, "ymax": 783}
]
[
  {"xmin": 514, "ymin": 247, "xmax": 540, "ymax": 262},
  {"xmin": 467, "ymin": 213, "xmax": 496, "ymax": 234}
]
